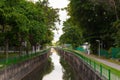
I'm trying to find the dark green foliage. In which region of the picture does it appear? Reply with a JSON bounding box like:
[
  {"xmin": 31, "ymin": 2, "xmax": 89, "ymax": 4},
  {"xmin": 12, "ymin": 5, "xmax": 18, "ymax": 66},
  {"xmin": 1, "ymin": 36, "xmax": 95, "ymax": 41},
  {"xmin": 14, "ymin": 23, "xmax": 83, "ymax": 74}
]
[
  {"xmin": 61, "ymin": 0, "xmax": 120, "ymax": 53},
  {"xmin": 113, "ymin": 20, "xmax": 120, "ymax": 47},
  {"xmin": 60, "ymin": 19, "xmax": 83, "ymax": 48},
  {"xmin": 0, "ymin": 0, "xmax": 59, "ymax": 54}
]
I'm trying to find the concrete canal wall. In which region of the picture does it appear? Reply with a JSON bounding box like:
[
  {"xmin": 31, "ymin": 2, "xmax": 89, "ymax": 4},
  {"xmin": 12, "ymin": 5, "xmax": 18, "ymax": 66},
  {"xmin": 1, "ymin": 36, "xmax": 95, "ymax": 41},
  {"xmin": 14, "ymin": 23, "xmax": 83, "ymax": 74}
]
[
  {"xmin": 57, "ymin": 48, "xmax": 107, "ymax": 80},
  {"xmin": 0, "ymin": 51, "xmax": 50, "ymax": 80}
]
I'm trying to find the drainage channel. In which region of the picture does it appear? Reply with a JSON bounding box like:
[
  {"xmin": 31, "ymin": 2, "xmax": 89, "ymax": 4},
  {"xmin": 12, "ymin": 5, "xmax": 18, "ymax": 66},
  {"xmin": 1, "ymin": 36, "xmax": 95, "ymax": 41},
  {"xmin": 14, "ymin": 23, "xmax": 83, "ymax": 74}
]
[{"xmin": 22, "ymin": 48, "xmax": 76, "ymax": 80}]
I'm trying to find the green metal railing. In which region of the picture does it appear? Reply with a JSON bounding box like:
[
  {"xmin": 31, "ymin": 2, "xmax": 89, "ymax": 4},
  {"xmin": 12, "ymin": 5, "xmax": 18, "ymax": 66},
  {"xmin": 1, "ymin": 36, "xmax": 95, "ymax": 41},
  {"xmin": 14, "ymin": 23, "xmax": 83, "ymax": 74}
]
[
  {"xmin": 63, "ymin": 48, "xmax": 120, "ymax": 80},
  {"xmin": 0, "ymin": 48, "xmax": 50, "ymax": 69}
]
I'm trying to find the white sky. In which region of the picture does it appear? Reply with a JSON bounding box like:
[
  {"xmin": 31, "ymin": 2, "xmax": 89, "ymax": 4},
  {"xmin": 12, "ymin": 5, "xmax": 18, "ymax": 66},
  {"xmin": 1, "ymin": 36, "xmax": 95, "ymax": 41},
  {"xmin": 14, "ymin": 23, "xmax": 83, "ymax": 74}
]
[
  {"xmin": 32, "ymin": 0, "xmax": 69, "ymax": 42},
  {"xmin": 48, "ymin": 0, "xmax": 69, "ymax": 42}
]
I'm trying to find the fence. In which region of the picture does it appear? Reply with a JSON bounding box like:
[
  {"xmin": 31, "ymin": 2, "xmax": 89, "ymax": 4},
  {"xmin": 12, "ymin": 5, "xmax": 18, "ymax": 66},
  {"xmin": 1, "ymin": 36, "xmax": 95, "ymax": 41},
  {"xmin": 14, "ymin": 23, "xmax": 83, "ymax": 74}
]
[
  {"xmin": 0, "ymin": 49, "xmax": 49, "ymax": 80},
  {"xmin": 64, "ymin": 49, "xmax": 120, "ymax": 80},
  {"xmin": 100, "ymin": 49, "xmax": 110, "ymax": 58},
  {"xmin": 58, "ymin": 49, "xmax": 105, "ymax": 80},
  {"xmin": 76, "ymin": 47, "xmax": 86, "ymax": 52},
  {"xmin": 0, "ymin": 49, "xmax": 50, "ymax": 69},
  {"xmin": 99, "ymin": 48, "xmax": 120, "ymax": 59},
  {"xmin": 76, "ymin": 47, "xmax": 120, "ymax": 59},
  {"xmin": 111, "ymin": 47, "xmax": 120, "ymax": 59}
]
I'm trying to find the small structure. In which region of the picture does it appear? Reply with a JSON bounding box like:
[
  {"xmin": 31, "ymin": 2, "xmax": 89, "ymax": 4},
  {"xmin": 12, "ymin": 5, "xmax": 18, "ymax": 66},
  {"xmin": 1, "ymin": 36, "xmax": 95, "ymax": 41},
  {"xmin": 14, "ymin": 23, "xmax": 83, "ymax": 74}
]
[{"xmin": 83, "ymin": 42, "xmax": 91, "ymax": 55}]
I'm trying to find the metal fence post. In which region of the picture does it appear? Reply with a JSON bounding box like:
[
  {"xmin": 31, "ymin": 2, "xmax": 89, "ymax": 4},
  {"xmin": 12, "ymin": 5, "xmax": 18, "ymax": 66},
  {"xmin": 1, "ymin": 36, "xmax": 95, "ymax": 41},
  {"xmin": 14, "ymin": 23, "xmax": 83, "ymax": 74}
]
[
  {"xmin": 100, "ymin": 65, "xmax": 102, "ymax": 76},
  {"xmin": 94, "ymin": 61, "xmax": 96, "ymax": 70},
  {"xmin": 14, "ymin": 57, "xmax": 16, "ymax": 64},
  {"xmin": 108, "ymin": 69, "xmax": 111, "ymax": 80},
  {"xmin": 90, "ymin": 59, "xmax": 91, "ymax": 66}
]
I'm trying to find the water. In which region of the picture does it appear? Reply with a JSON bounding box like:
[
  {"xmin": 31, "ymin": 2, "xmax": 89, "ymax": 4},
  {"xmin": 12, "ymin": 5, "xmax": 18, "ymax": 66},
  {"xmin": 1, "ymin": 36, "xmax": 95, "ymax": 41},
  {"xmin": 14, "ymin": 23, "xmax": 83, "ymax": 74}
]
[
  {"xmin": 22, "ymin": 48, "xmax": 76, "ymax": 80},
  {"xmin": 42, "ymin": 51, "xmax": 63, "ymax": 80}
]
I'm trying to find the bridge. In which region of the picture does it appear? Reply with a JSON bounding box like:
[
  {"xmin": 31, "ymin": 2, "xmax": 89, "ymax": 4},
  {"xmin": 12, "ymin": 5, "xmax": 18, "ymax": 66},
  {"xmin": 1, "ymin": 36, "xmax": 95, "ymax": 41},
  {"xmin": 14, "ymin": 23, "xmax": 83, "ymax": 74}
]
[{"xmin": 0, "ymin": 48, "xmax": 119, "ymax": 80}]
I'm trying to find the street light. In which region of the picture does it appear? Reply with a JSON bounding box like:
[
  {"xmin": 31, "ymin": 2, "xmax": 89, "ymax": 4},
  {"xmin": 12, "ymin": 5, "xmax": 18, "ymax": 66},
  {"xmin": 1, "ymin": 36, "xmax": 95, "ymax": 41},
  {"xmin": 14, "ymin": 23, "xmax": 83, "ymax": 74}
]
[{"xmin": 96, "ymin": 40, "xmax": 100, "ymax": 57}]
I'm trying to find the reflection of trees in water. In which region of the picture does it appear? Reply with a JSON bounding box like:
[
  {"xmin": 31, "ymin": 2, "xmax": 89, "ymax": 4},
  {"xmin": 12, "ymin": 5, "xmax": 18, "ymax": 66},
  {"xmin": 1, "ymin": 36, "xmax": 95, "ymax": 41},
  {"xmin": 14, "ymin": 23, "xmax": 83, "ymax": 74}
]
[
  {"xmin": 60, "ymin": 57, "xmax": 75, "ymax": 80},
  {"xmin": 41, "ymin": 57, "xmax": 54, "ymax": 77},
  {"xmin": 22, "ymin": 57, "xmax": 54, "ymax": 80}
]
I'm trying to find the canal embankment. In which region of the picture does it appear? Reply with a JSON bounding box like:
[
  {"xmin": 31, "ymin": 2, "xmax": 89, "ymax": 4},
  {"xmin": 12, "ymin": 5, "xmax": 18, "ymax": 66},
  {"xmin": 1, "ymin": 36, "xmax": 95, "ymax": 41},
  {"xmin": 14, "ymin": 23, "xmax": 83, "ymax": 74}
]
[
  {"xmin": 22, "ymin": 48, "xmax": 77, "ymax": 80},
  {"xmin": 56, "ymin": 48, "xmax": 107, "ymax": 80},
  {"xmin": 0, "ymin": 49, "xmax": 50, "ymax": 80},
  {"xmin": 42, "ymin": 48, "xmax": 76, "ymax": 80}
]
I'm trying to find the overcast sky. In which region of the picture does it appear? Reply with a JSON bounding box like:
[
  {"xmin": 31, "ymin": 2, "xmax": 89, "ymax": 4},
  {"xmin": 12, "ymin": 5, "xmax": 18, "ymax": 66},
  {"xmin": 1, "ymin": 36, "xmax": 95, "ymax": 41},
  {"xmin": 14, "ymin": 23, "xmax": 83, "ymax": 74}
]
[
  {"xmin": 33, "ymin": 0, "xmax": 69, "ymax": 42},
  {"xmin": 48, "ymin": 0, "xmax": 69, "ymax": 42}
]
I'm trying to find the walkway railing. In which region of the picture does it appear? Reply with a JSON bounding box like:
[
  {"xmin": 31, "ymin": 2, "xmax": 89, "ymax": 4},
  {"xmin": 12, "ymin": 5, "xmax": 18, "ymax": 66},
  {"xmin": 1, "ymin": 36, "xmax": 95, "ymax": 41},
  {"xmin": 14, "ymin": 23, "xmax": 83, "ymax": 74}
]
[
  {"xmin": 0, "ymin": 48, "xmax": 50, "ymax": 69},
  {"xmin": 64, "ymin": 48, "xmax": 120, "ymax": 80},
  {"xmin": 0, "ymin": 48, "xmax": 50, "ymax": 80}
]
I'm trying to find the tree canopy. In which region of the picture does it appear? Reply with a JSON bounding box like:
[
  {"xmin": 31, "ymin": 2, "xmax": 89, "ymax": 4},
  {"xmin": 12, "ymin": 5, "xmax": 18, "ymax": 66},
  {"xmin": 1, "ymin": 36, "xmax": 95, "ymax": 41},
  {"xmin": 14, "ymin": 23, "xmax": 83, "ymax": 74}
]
[
  {"xmin": 0, "ymin": 0, "xmax": 59, "ymax": 54},
  {"xmin": 60, "ymin": 0, "xmax": 120, "ymax": 53}
]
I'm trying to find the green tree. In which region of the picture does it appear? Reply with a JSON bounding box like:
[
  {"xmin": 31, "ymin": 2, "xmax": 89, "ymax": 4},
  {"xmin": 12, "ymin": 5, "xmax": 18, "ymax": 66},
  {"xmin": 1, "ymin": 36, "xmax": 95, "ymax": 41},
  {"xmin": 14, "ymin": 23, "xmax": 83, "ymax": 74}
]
[
  {"xmin": 0, "ymin": 0, "xmax": 59, "ymax": 55},
  {"xmin": 65, "ymin": 0, "xmax": 117, "ymax": 53},
  {"xmin": 60, "ymin": 19, "xmax": 83, "ymax": 48}
]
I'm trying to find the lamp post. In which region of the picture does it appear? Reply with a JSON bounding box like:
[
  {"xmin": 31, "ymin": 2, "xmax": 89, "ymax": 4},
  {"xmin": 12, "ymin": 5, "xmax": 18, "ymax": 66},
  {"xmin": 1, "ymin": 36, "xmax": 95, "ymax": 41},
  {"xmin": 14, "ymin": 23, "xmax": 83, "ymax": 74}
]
[{"xmin": 96, "ymin": 40, "xmax": 100, "ymax": 57}]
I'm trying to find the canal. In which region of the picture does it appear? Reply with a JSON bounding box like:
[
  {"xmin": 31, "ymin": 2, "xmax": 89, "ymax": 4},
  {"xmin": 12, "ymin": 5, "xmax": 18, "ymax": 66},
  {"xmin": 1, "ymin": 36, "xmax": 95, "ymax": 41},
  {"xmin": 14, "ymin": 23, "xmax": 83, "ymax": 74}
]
[{"xmin": 22, "ymin": 48, "xmax": 76, "ymax": 80}]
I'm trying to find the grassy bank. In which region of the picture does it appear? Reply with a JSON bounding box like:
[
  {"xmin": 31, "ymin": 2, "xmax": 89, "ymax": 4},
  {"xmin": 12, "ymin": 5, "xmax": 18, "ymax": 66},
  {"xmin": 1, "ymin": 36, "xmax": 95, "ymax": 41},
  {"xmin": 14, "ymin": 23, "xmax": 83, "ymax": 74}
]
[
  {"xmin": 0, "ymin": 49, "xmax": 50, "ymax": 69},
  {"xmin": 63, "ymin": 48, "xmax": 120, "ymax": 80}
]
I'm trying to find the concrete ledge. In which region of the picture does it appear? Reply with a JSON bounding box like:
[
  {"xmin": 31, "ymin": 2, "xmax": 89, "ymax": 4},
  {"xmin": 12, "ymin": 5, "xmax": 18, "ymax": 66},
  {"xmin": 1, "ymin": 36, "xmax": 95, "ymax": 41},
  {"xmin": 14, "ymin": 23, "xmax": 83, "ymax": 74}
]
[
  {"xmin": 56, "ymin": 49, "xmax": 107, "ymax": 80},
  {"xmin": 0, "ymin": 52, "xmax": 50, "ymax": 80}
]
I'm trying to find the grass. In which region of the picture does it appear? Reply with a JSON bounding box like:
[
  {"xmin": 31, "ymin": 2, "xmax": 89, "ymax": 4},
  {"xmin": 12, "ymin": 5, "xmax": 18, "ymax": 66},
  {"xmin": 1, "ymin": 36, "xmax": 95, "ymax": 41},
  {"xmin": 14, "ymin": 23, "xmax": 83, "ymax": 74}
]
[
  {"xmin": 0, "ymin": 53, "xmax": 19, "ymax": 69},
  {"xmin": 0, "ymin": 53, "xmax": 18, "ymax": 58},
  {"xmin": 63, "ymin": 48, "xmax": 120, "ymax": 79},
  {"xmin": 0, "ymin": 49, "xmax": 50, "ymax": 69},
  {"xmin": 100, "ymin": 62, "xmax": 120, "ymax": 75},
  {"xmin": 79, "ymin": 52, "xmax": 120, "ymax": 76},
  {"xmin": 83, "ymin": 54, "xmax": 120, "ymax": 76}
]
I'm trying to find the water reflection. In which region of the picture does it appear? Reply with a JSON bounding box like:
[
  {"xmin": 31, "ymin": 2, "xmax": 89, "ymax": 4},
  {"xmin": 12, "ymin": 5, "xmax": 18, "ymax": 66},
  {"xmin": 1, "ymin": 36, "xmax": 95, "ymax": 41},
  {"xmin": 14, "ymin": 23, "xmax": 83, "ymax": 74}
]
[
  {"xmin": 22, "ymin": 48, "xmax": 76, "ymax": 80},
  {"xmin": 22, "ymin": 57, "xmax": 54, "ymax": 80},
  {"xmin": 60, "ymin": 58, "xmax": 76, "ymax": 80},
  {"xmin": 42, "ymin": 48, "xmax": 76, "ymax": 80},
  {"xmin": 42, "ymin": 52, "xmax": 63, "ymax": 80}
]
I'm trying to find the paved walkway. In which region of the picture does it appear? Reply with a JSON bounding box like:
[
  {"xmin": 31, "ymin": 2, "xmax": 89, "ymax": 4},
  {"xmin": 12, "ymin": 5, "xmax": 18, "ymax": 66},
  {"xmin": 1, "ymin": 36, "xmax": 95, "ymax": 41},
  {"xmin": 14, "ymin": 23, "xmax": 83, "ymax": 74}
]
[
  {"xmin": 75, "ymin": 50, "xmax": 120, "ymax": 71},
  {"xmin": 94, "ymin": 57, "xmax": 120, "ymax": 71}
]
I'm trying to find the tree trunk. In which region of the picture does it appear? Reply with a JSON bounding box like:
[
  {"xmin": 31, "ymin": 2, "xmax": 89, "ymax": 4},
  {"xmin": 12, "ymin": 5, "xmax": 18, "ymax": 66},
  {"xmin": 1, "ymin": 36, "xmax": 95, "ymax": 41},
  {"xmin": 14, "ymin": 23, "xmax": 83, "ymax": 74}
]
[
  {"xmin": 32, "ymin": 46, "xmax": 35, "ymax": 53},
  {"xmin": 4, "ymin": 39, "xmax": 9, "ymax": 54},
  {"xmin": 111, "ymin": 0, "xmax": 119, "ymax": 20},
  {"xmin": 35, "ymin": 45, "xmax": 37, "ymax": 53},
  {"xmin": 19, "ymin": 43, "xmax": 22, "ymax": 56},
  {"xmin": 4, "ymin": 39, "xmax": 9, "ymax": 64},
  {"xmin": 14, "ymin": 47, "xmax": 16, "ymax": 53},
  {"xmin": 26, "ymin": 46, "xmax": 29, "ymax": 55},
  {"xmin": 2, "ymin": 24, "xmax": 5, "ymax": 33}
]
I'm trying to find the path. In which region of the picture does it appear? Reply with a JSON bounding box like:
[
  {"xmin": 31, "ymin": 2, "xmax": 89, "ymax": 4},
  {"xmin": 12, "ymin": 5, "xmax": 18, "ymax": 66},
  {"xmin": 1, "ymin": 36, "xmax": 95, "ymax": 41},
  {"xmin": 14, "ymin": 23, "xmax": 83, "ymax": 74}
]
[
  {"xmin": 75, "ymin": 50, "xmax": 120, "ymax": 71},
  {"xmin": 94, "ymin": 57, "xmax": 120, "ymax": 70}
]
